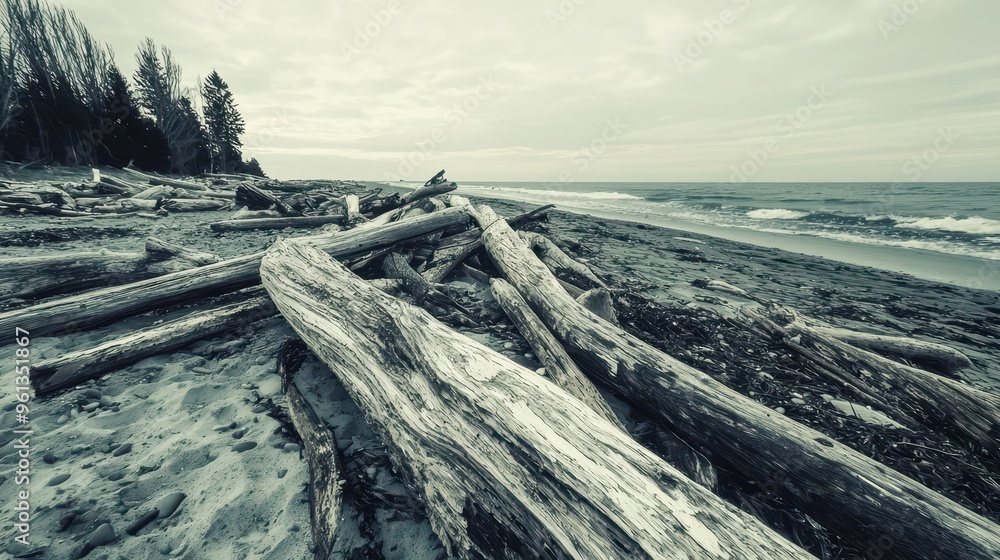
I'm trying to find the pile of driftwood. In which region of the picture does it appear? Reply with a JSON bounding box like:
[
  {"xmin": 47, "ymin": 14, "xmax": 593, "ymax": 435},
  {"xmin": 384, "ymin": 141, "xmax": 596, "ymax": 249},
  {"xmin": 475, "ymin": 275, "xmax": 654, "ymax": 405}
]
[{"xmin": 4, "ymin": 171, "xmax": 999, "ymax": 559}]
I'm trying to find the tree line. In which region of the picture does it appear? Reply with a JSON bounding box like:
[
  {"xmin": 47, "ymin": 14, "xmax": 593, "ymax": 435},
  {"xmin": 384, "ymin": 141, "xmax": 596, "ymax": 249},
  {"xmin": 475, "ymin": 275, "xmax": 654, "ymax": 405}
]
[{"xmin": 0, "ymin": 0, "xmax": 266, "ymax": 176}]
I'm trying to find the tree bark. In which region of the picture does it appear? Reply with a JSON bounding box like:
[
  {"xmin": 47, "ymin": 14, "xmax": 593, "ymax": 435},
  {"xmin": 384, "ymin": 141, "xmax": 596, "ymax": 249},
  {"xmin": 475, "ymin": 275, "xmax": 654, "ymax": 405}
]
[
  {"xmin": 0, "ymin": 208, "xmax": 470, "ymax": 342},
  {"xmin": 32, "ymin": 295, "xmax": 275, "ymax": 394},
  {"xmin": 161, "ymin": 198, "xmax": 230, "ymax": 212},
  {"xmin": 747, "ymin": 307, "xmax": 1000, "ymax": 456},
  {"xmin": 235, "ymin": 183, "xmax": 300, "ymax": 216},
  {"xmin": 286, "ymin": 381, "xmax": 344, "ymax": 560},
  {"xmin": 0, "ymin": 238, "xmax": 220, "ymax": 301},
  {"xmin": 467, "ymin": 202, "xmax": 1000, "ymax": 560},
  {"xmin": 808, "ymin": 324, "xmax": 972, "ymax": 374},
  {"xmin": 490, "ymin": 278, "xmax": 623, "ymax": 428},
  {"xmin": 209, "ymin": 215, "xmax": 347, "ymax": 232},
  {"xmin": 259, "ymin": 238, "xmax": 811, "ymax": 560}
]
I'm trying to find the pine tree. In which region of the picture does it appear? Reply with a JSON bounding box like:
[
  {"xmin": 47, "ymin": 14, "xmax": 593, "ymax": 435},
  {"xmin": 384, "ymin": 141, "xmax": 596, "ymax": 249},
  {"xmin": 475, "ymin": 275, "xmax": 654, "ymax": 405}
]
[
  {"xmin": 243, "ymin": 157, "xmax": 266, "ymax": 177},
  {"xmin": 133, "ymin": 38, "xmax": 206, "ymax": 173},
  {"xmin": 201, "ymin": 70, "xmax": 245, "ymax": 173}
]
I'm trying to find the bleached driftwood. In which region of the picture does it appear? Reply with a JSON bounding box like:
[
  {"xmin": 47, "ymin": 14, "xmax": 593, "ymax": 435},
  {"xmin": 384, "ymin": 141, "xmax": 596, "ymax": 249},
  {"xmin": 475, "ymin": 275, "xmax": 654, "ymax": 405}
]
[
  {"xmin": 490, "ymin": 278, "xmax": 622, "ymax": 428},
  {"xmin": 230, "ymin": 208, "xmax": 283, "ymax": 220},
  {"xmin": 577, "ymin": 288, "xmax": 618, "ymax": 325},
  {"xmin": 121, "ymin": 167, "xmax": 207, "ymax": 191},
  {"xmin": 32, "ymin": 296, "xmax": 275, "ymax": 394},
  {"xmin": 808, "ymin": 324, "xmax": 973, "ymax": 374},
  {"xmin": 286, "ymin": 381, "xmax": 343, "ymax": 560},
  {"xmin": 161, "ymin": 198, "xmax": 229, "ymax": 212},
  {"xmin": 259, "ymin": 238, "xmax": 811, "ymax": 560},
  {"xmin": 519, "ymin": 231, "xmax": 606, "ymax": 290},
  {"xmin": 0, "ymin": 208, "xmax": 470, "ymax": 341},
  {"xmin": 0, "ymin": 238, "xmax": 220, "ymax": 301},
  {"xmin": 382, "ymin": 253, "xmax": 475, "ymax": 325},
  {"xmin": 209, "ymin": 215, "xmax": 346, "ymax": 232},
  {"xmin": 342, "ymin": 194, "xmax": 365, "ymax": 223},
  {"xmin": 466, "ymin": 202, "xmax": 1000, "ymax": 559},
  {"xmin": 748, "ymin": 307, "xmax": 1000, "ymax": 456},
  {"xmin": 235, "ymin": 183, "xmax": 299, "ymax": 216}
]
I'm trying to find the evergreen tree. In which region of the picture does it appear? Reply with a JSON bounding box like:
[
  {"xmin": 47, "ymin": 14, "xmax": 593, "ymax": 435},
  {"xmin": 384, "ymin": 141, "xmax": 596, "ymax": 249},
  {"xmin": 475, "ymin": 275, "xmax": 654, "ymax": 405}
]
[
  {"xmin": 133, "ymin": 38, "xmax": 206, "ymax": 173},
  {"xmin": 242, "ymin": 157, "xmax": 266, "ymax": 177},
  {"xmin": 99, "ymin": 66, "xmax": 170, "ymax": 171},
  {"xmin": 201, "ymin": 70, "xmax": 245, "ymax": 173}
]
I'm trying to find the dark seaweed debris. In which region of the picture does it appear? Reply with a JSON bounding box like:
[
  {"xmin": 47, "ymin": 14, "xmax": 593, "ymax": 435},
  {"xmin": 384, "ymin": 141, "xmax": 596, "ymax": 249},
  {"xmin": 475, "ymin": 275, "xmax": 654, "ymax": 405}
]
[{"xmin": 612, "ymin": 289, "xmax": 1000, "ymax": 559}]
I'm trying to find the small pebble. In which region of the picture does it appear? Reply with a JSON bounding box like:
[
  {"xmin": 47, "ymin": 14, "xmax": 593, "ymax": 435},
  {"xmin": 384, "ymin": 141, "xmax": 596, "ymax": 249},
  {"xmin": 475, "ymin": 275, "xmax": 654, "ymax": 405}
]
[
  {"xmin": 366, "ymin": 467, "xmax": 377, "ymax": 479},
  {"xmin": 43, "ymin": 452, "xmax": 57, "ymax": 464},
  {"xmin": 277, "ymin": 469, "xmax": 288, "ymax": 479},
  {"xmin": 155, "ymin": 493, "xmax": 186, "ymax": 519},
  {"xmin": 87, "ymin": 523, "xmax": 116, "ymax": 549},
  {"xmin": 83, "ymin": 389, "xmax": 102, "ymax": 399},
  {"xmin": 502, "ymin": 342, "xmax": 514, "ymax": 349},
  {"xmin": 232, "ymin": 428, "xmax": 247, "ymax": 439},
  {"xmin": 255, "ymin": 355, "xmax": 270, "ymax": 365},
  {"xmin": 791, "ymin": 398, "xmax": 807, "ymax": 406},
  {"xmin": 82, "ymin": 402, "xmax": 99, "ymax": 413},
  {"xmin": 56, "ymin": 415, "xmax": 69, "ymax": 424},
  {"xmin": 113, "ymin": 443, "xmax": 133, "ymax": 457},
  {"xmin": 232, "ymin": 441, "xmax": 257, "ymax": 453},
  {"xmin": 127, "ymin": 509, "xmax": 160, "ymax": 535},
  {"xmin": 252, "ymin": 405, "xmax": 266, "ymax": 414},
  {"xmin": 47, "ymin": 473, "xmax": 71, "ymax": 486},
  {"xmin": 59, "ymin": 511, "xmax": 77, "ymax": 530},
  {"xmin": 534, "ymin": 368, "xmax": 546, "ymax": 375},
  {"xmin": 775, "ymin": 407, "xmax": 786, "ymax": 414},
  {"xmin": 282, "ymin": 443, "xmax": 301, "ymax": 453}
]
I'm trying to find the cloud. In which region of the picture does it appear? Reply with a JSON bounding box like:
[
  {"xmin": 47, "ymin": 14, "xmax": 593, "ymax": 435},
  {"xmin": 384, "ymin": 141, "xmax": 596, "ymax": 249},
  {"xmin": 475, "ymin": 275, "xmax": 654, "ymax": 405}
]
[{"xmin": 66, "ymin": 0, "xmax": 999, "ymax": 181}]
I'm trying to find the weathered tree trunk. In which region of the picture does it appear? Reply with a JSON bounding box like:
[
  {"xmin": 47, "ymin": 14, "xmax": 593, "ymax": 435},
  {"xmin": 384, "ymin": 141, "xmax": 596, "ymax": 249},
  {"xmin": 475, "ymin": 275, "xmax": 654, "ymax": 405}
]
[
  {"xmin": 520, "ymin": 231, "xmax": 606, "ymax": 290},
  {"xmin": 490, "ymin": 278, "xmax": 622, "ymax": 428},
  {"xmin": 121, "ymin": 167, "xmax": 207, "ymax": 191},
  {"xmin": 401, "ymin": 170, "xmax": 458, "ymax": 204},
  {"xmin": 286, "ymin": 381, "xmax": 344, "ymax": 560},
  {"xmin": 209, "ymin": 215, "xmax": 347, "ymax": 232},
  {"xmin": 383, "ymin": 253, "xmax": 476, "ymax": 325},
  {"xmin": 259, "ymin": 238, "xmax": 811, "ymax": 560},
  {"xmin": 144, "ymin": 237, "xmax": 222, "ymax": 273},
  {"xmin": 128, "ymin": 185, "xmax": 175, "ymax": 200},
  {"xmin": 747, "ymin": 307, "xmax": 1000, "ymax": 456},
  {"xmin": 0, "ymin": 208, "xmax": 470, "ymax": 341},
  {"xmin": 235, "ymin": 183, "xmax": 300, "ymax": 216},
  {"xmin": 0, "ymin": 238, "xmax": 220, "ymax": 301},
  {"xmin": 342, "ymin": 194, "xmax": 366, "ymax": 223},
  {"xmin": 421, "ymin": 229, "xmax": 484, "ymax": 284},
  {"xmin": 466, "ymin": 202, "xmax": 1000, "ymax": 560},
  {"xmin": 161, "ymin": 198, "xmax": 229, "ymax": 212},
  {"xmin": 808, "ymin": 324, "xmax": 973, "ymax": 374},
  {"xmin": 32, "ymin": 296, "xmax": 275, "ymax": 394},
  {"xmin": 119, "ymin": 198, "xmax": 159, "ymax": 212}
]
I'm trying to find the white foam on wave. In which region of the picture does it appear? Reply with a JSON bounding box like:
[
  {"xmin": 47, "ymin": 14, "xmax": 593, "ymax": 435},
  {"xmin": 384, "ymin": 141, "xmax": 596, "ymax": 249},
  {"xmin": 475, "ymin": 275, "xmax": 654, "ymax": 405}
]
[
  {"xmin": 811, "ymin": 231, "xmax": 1000, "ymax": 260},
  {"xmin": 894, "ymin": 215, "xmax": 1000, "ymax": 235},
  {"xmin": 745, "ymin": 208, "xmax": 810, "ymax": 220},
  {"xmin": 458, "ymin": 184, "xmax": 642, "ymax": 201}
]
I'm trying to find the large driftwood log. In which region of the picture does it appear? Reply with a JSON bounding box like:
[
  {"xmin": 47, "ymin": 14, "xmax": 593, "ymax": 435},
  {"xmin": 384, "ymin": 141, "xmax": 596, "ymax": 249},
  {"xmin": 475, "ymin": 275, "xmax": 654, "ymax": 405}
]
[
  {"xmin": 490, "ymin": 278, "xmax": 622, "ymax": 428},
  {"xmin": 209, "ymin": 215, "xmax": 346, "ymax": 232},
  {"xmin": 748, "ymin": 307, "xmax": 1000, "ymax": 456},
  {"xmin": 401, "ymin": 170, "xmax": 458, "ymax": 204},
  {"xmin": 121, "ymin": 167, "xmax": 207, "ymax": 191},
  {"xmin": 161, "ymin": 198, "xmax": 229, "ymax": 213},
  {"xmin": 0, "ymin": 238, "xmax": 220, "ymax": 301},
  {"xmin": 235, "ymin": 183, "xmax": 300, "ymax": 216},
  {"xmin": 519, "ymin": 231, "xmax": 606, "ymax": 290},
  {"xmin": 382, "ymin": 253, "xmax": 476, "ymax": 326},
  {"xmin": 0, "ymin": 208, "xmax": 470, "ymax": 342},
  {"xmin": 286, "ymin": 381, "xmax": 343, "ymax": 560},
  {"xmin": 466, "ymin": 202, "xmax": 1000, "ymax": 560},
  {"xmin": 31, "ymin": 296, "xmax": 275, "ymax": 394},
  {"xmin": 259, "ymin": 238, "xmax": 810, "ymax": 560},
  {"xmin": 807, "ymin": 323, "xmax": 973, "ymax": 374}
]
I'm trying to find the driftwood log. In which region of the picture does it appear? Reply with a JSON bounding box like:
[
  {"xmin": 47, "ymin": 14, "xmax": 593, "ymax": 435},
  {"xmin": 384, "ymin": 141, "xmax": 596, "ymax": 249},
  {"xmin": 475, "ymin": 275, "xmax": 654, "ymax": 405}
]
[
  {"xmin": 31, "ymin": 296, "xmax": 275, "ymax": 394},
  {"xmin": 465, "ymin": 201, "xmax": 1000, "ymax": 560},
  {"xmin": 382, "ymin": 253, "xmax": 475, "ymax": 326},
  {"xmin": 0, "ymin": 208, "xmax": 470, "ymax": 341},
  {"xmin": 259, "ymin": 238, "xmax": 811, "ymax": 560},
  {"xmin": 286, "ymin": 381, "xmax": 343, "ymax": 560},
  {"xmin": 209, "ymin": 215, "xmax": 346, "ymax": 232},
  {"xmin": 0, "ymin": 238, "xmax": 220, "ymax": 301},
  {"xmin": 747, "ymin": 307, "xmax": 1000, "ymax": 456},
  {"xmin": 807, "ymin": 323, "xmax": 973, "ymax": 374},
  {"xmin": 235, "ymin": 183, "xmax": 300, "ymax": 216},
  {"xmin": 161, "ymin": 198, "xmax": 229, "ymax": 213}
]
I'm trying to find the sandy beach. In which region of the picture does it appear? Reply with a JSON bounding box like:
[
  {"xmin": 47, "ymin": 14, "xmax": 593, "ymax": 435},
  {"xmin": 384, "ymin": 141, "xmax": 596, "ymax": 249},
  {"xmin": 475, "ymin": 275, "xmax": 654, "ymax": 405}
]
[{"xmin": 0, "ymin": 170, "xmax": 997, "ymax": 559}]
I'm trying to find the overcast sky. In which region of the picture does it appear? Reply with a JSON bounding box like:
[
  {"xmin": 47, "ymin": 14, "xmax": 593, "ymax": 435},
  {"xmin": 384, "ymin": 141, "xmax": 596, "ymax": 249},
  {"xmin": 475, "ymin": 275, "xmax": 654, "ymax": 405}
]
[{"xmin": 71, "ymin": 0, "xmax": 998, "ymax": 182}]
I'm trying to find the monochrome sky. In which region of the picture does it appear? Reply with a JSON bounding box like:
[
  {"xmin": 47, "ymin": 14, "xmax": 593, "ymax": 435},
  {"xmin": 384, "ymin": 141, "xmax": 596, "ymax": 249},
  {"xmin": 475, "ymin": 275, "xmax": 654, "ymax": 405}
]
[{"xmin": 72, "ymin": 0, "xmax": 998, "ymax": 182}]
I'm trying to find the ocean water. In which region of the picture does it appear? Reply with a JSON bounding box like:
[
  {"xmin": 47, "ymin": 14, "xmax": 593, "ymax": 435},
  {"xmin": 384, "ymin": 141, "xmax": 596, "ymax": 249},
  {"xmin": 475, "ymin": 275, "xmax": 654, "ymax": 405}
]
[{"xmin": 387, "ymin": 181, "xmax": 1000, "ymax": 290}]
